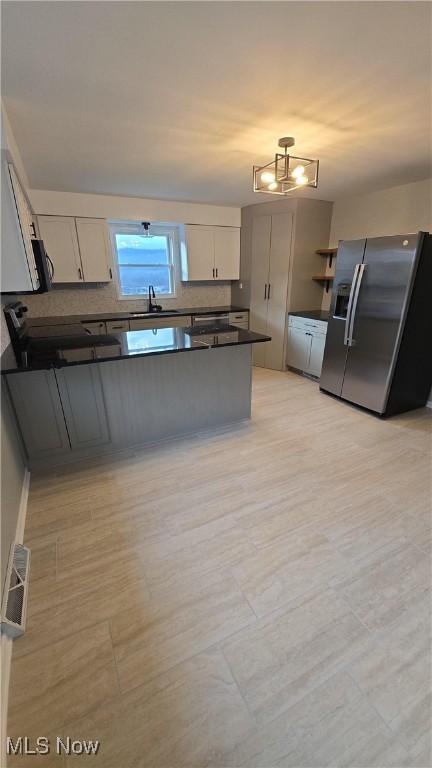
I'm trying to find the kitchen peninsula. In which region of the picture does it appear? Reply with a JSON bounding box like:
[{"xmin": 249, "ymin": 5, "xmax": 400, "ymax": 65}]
[{"xmin": 2, "ymin": 318, "xmax": 270, "ymax": 469}]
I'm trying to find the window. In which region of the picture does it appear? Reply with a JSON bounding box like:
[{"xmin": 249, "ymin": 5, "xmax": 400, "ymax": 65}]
[{"xmin": 110, "ymin": 222, "xmax": 178, "ymax": 298}]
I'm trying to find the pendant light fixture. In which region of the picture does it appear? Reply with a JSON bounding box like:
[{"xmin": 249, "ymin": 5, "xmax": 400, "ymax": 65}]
[
  {"xmin": 141, "ymin": 221, "xmax": 153, "ymax": 237},
  {"xmin": 253, "ymin": 137, "xmax": 319, "ymax": 195}
]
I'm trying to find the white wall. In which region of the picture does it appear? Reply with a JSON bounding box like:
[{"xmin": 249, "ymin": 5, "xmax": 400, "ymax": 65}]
[
  {"xmin": 322, "ymin": 178, "xmax": 432, "ymax": 312},
  {"xmin": 329, "ymin": 179, "xmax": 432, "ymax": 246},
  {"xmin": 29, "ymin": 189, "xmax": 241, "ymax": 227}
]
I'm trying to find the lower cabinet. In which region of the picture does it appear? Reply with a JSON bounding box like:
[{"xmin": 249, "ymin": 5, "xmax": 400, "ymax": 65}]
[
  {"xmin": 55, "ymin": 366, "xmax": 110, "ymax": 450},
  {"xmin": 6, "ymin": 365, "xmax": 110, "ymax": 462},
  {"xmin": 287, "ymin": 316, "xmax": 327, "ymax": 378},
  {"xmin": 308, "ymin": 333, "xmax": 326, "ymax": 377},
  {"xmin": 6, "ymin": 370, "xmax": 71, "ymax": 459}
]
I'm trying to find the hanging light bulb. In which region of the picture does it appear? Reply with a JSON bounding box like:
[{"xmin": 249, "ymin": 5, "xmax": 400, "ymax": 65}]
[
  {"xmin": 261, "ymin": 171, "xmax": 275, "ymax": 184},
  {"xmin": 296, "ymin": 174, "xmax": 309, "ymax": 185},
  {"xmin": 268, "ymin": 181, "xmax": 278, "ymax": 191},
  {"xmin": 291, "ymin": 165, "xmax": 305, "ymax": 179}
]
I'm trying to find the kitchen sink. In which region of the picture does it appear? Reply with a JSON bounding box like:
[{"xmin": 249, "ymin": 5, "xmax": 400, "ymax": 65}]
[{"xmin": 130, "ymin": 310, "xmax": 179, "ymax": 317}]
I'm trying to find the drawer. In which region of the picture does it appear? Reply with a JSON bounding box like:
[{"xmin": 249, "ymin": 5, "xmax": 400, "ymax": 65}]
[
  {"xmin": 229, "ymin": 311, "xmax": 249, "ymax": 326},
  {"xmin": 129, "ymin": 316, "xmax": 192, "ymax": 331},
  {"xmin": 288, "ymin": 316, "xmax": 327, "ymax": 333},
  {"xmin": 233, "ymin": 322, "xmax": 249, "ymax": 330},
  {"xmin": 82, "ymin": 321, "xmax": 107, "ymax": 335},
  {"xmin": 106, "ymin": 319, "xmax": 130, "ymax": 333}
]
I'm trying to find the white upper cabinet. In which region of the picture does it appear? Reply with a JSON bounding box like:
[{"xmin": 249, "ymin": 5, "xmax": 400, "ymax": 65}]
[
  {"xmin": 213, "ymin": 227, "xmax": 240, "ymax": 280},
  {"xmin": 75, "ymin": 218, "xmax": 112, "ymax": 282},
  {"xmin": 182, "ymin": 225, "xmax": 215, "ymax": 280},
  {"xmin": 37, "ymin": 215, "xmax": 112, "ymax": 283},
  {"xmin": 182, "ymin": 225, "xmax": 240, "ymax": 281},
  {"xmin": 1, "ymin": 158, "xmax": 39, "ymax": 292},
  {"xmin": 37, "ymin": 216, "xmax": 83, "ymax": 283}
]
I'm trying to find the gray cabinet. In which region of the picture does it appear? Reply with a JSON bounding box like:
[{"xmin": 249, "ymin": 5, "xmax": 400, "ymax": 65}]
[
  {"xmin": 250, "ymin": 213, "xmax": 293, "ymax": 370},
  {"xmin": 6, "ymin": 370, "xmax": 70, "ymax": 459},
  {"xmin": 6, "ymin": 365, "xmax": 110, "ymax": 462},
  {"xmin": 55, "ymin": 366, "xmax": 110, "ymax": 450}
]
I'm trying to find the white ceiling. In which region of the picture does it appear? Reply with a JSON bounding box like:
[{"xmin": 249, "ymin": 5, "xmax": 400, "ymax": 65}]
[{"xmin": 2, "ymin": 1, "xmax": 431, "ymax": 206}]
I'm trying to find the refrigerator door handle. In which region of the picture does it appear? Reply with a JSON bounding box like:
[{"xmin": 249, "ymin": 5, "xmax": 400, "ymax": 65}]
[
  {"xmin": 343, "ymin": 264, "xmax": 361, "ymax": 346},
  {"xmin": 347, "ymin": 264, "xmax": 366, "ymax": 347}
]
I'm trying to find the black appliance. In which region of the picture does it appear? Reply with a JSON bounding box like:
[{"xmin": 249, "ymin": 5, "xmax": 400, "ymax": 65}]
[{"xmin": 32, "ymin": 239, "xmax": 53, "ymax": 293}]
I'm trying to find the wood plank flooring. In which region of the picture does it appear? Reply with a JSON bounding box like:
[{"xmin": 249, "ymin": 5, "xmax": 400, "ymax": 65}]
[{"xmin": 7, "ymin": 368, "xmax": 432, "ymax": 767}]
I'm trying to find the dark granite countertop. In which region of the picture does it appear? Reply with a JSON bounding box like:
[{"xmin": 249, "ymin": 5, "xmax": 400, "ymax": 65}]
[
  {"xmin": 289, "ymin": 310, "xmax": 329, "ymax": 322},
  {"xmin": 1, "ymin": 324, "xmax": 270, "ymax": 375},
  {"xmin": 25, "ymin": 306, "xmax": 249, "ymax": 328}
]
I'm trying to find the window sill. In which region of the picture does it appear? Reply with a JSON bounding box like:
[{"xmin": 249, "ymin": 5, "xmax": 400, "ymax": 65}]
[{"xmin": 116, "ymin": 294, "xmax": 177, "ymax": 301}]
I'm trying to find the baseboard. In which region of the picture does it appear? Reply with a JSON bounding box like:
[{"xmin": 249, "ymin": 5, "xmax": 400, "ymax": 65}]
[{"xmin": 1, "ymin": 468, "xmax": 30, "ymax": 768}]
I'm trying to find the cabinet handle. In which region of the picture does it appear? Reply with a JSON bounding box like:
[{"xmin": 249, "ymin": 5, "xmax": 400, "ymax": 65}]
[
  {"xmin": 215, "ymin": 268, "xmax": 218, "ymax": 278},
  {"xmin": 264, "ymin": 284, "xmax": 267, "ymax": 300},
  {"xmin": 268, "ymin": 283, "xmax": 271, "ymax": 300},
  {"xmin": 109, "ymin": 268, "xmax": 112, "ymax": 279},
  {"xmin": 78, "ymin": 267, "xmax": 83, "ymax": 280},
  {"xmin": 212, "ymin": 268, "xmax": 215, "ymax": 279}
]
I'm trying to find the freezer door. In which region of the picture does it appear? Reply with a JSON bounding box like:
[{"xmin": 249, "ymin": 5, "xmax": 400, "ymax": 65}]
[
  {"xmin": 341, "ymin": 234, "xmax": 421, "ymax": 413},
  {"xmin": 319, "ymin": 239, "xmax": 366, "ymax": 396}
]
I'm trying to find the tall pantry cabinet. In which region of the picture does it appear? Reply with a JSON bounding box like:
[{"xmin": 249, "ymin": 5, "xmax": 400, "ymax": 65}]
[
  {"xmin": 233, "ymin": 198, "xmax": 333, "ymax": 371},
  {"xmin": 250, "ymin": 213, "xmax": 293, "ymax": 369}
]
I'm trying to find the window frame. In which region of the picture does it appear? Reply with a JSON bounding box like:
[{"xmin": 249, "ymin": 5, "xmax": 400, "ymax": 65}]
[{"xmin": 109, "ymin": 221, "xmax": 179, "ymax": 300}]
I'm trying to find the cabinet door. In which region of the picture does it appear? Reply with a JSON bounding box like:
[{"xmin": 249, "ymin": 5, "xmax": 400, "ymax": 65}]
[
  {"xmin": 75, "ymin": 218, "xmax": 112, "ymax": 282},
  {"xmin": 307, "ymin": 332, "xmax": 326, "ymax": 378},
  {"xmin": 184, "ymin": 225, "xmax": 214, "ymax": 280},
  {"xmin": 214, "ymin": 227, "xmax": 240, "ymax": 280},
  {"xmin": 55, "ymin": 365, "xmax": 110, "ymax": 450},
  {"xmin": 250, "ymin": 216, "xmax": 271, "ymax": 367},
  {"xmin": 287, "ymin": 327, "xmax": 311, "ymax": 372},
  {"xmin": 6, "ymin": 370, "xmax": 70, "ymax": 459},
  {"xmin": 7, "ymin": 164, "xmax": 39, "ymax": 287},
  {"xmin": 1, "ymin": 159, "xmax": 37, "ymax": 292},
  {"xmin": 37, "ymin": 216, "xmax": 83, "ymax": 283},
  {"xmin": 265, "ymin": 213, "xmax": 293, "ymax": 370}
]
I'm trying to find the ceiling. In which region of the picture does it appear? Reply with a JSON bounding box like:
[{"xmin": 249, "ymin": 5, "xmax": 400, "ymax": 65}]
[{"xmin": 2, "ymin": 1, "xmax": 431, "ymax": 206}]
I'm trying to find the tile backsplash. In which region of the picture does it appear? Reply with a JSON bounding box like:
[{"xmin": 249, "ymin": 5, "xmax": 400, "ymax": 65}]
[{"xmin": 21, "ymin": 281, "xmax": 232, "ymax": 318}]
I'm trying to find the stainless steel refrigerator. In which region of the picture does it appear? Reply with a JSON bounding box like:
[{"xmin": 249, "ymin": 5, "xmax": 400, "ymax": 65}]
[{"xmin": 320, "ymin": 232, "xmax": 432, "ymax": 416}]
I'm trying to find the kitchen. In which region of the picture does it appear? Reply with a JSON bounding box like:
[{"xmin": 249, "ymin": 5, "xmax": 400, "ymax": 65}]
[{"xmin": 1, "ymin": 2, "xmax": 431, "ymax": 767}]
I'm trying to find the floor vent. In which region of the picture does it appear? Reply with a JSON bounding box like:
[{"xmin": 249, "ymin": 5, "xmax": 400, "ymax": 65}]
[{"xmin": 1, "ymin": 544, "xmax": 31, "ymax": 639}]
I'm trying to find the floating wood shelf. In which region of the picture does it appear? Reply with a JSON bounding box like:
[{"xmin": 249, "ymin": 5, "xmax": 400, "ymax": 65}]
[
  {"xmin": 312, "ymin": 274, "xmax": 334, "ymax": 293},
  {"xmin": 316, "ymin": 247, "xmax": 337, "ymax": 269}
]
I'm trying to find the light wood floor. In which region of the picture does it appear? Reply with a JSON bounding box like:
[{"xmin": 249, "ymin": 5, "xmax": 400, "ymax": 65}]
[{"xmin": 8, "ymin": 368, "xmax": 432, "ymax": 767}]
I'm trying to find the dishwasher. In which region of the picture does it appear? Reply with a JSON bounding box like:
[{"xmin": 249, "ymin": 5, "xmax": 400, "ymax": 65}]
[{"xmin": 192, "ymin": 313, "xmax": 230, "ymax": 329}]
